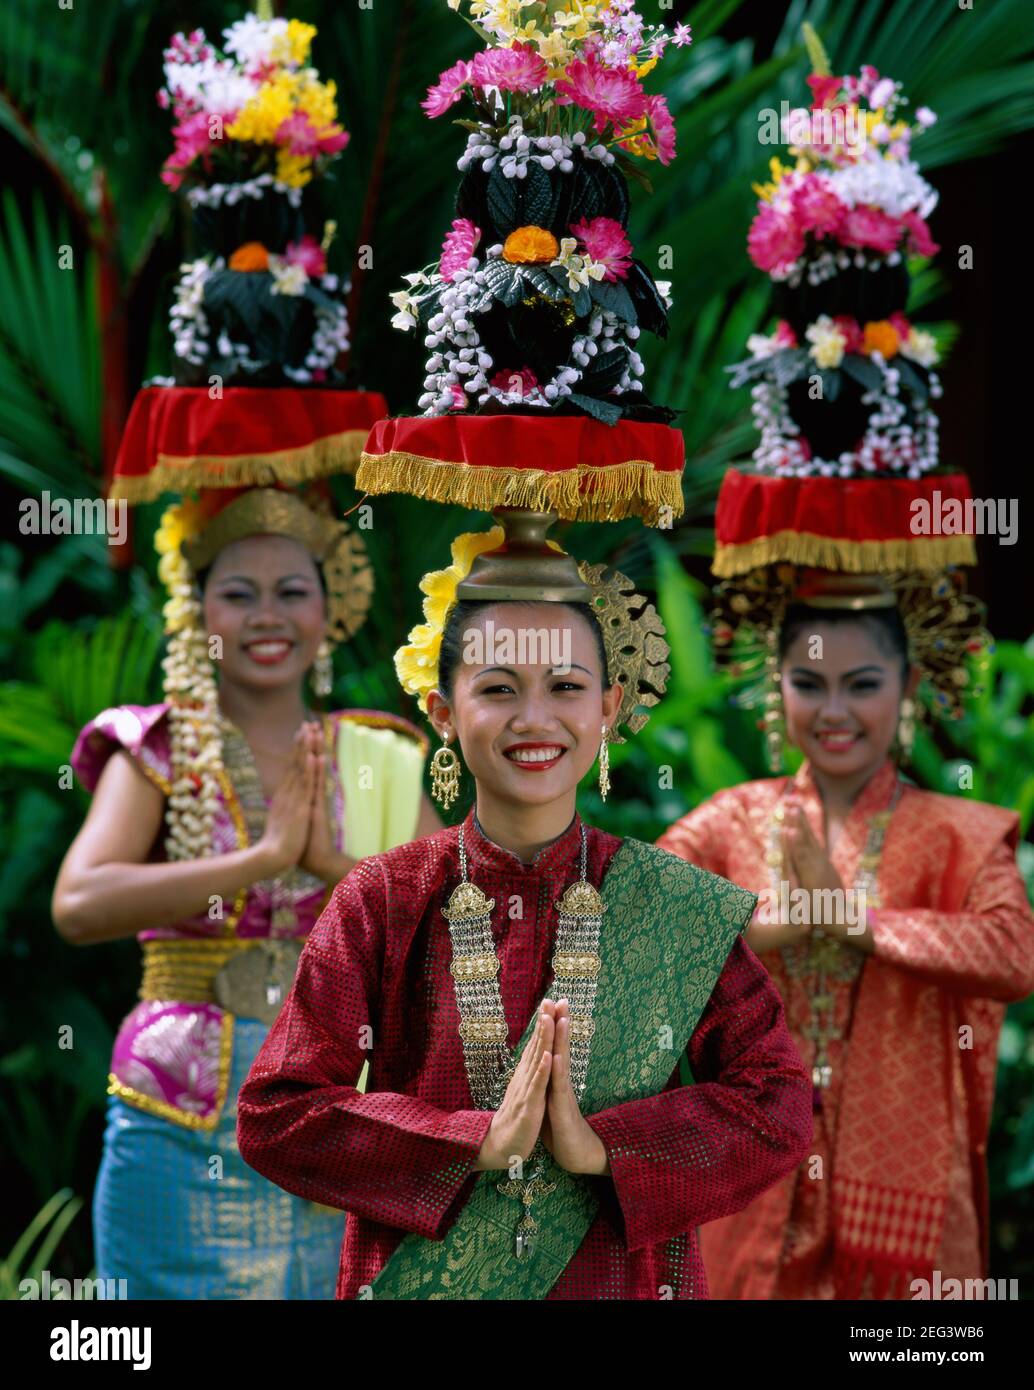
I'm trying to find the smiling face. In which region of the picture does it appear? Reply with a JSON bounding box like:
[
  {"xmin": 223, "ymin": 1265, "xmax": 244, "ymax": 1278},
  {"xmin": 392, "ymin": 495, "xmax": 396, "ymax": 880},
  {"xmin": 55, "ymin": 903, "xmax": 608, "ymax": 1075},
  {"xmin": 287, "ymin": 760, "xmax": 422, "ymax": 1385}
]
[
  {"xmin": 781, "ymin": 616, "xmax": 920, "ymax": 783},
  {"xmin": 201, "ymin": 534, "xmax": 327, "ymax": 693},
  {"xmin": 425, "ymin": 601, "xmax": 622, "ymax": 814}
]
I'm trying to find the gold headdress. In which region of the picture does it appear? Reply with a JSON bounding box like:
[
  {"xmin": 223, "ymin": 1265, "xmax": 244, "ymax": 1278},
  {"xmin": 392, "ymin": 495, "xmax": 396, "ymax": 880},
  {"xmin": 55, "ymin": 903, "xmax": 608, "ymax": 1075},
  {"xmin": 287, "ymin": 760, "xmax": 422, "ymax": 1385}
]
[
  {"xmin": 155, "ymin": 486, "xmax": 373, "ymax": 860},
  {"xmin": 395, "ymin": 510, "xmax": 670, "ymax": 745},
  {"xmin": 710, "ymin": 564, "xmax": 990, "ymax": 770}
]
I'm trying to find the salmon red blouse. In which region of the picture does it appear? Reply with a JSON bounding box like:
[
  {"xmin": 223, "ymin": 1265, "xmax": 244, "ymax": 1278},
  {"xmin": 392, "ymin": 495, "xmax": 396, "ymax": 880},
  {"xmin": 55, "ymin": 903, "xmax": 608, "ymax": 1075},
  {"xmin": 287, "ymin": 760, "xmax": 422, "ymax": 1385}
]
[{"xmin": 658, "ymin": 760, "xmax": 1034, "ymax": 1299}]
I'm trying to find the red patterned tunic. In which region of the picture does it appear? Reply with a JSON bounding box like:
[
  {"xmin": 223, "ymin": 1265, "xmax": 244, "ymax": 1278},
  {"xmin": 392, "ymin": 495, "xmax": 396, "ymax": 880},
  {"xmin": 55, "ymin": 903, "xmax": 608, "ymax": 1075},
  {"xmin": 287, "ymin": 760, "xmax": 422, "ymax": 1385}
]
[
  {"xmin": 237, "ymin": 812, "xmax": 813, "ymax": 1299},
  {"xmin": 659, "ymin": 760, "xmax": 1034, "ymax": 1298}
]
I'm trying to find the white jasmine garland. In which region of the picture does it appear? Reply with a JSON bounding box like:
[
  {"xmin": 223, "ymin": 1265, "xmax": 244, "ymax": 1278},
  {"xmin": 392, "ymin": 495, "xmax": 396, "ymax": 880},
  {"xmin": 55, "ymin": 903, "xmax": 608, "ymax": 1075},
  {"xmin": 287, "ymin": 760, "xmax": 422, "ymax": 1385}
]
[
  {"xmin": 168, "ymin": 256, "xmax": 348, "ymax": 376},
  {"xmin": 414, "ymin": 251, "xmax": 642, "ymax": 416},
  {"xmin": 186, "ymin": 174, "xmax": 304, "ymax": 209},
  {"xmin": 456, "ymin": 118, "xmax": 613, "ymax": 177},
  {"xmin": 748, "ymin": 356, "xmax": 939, "ymax": 479}
]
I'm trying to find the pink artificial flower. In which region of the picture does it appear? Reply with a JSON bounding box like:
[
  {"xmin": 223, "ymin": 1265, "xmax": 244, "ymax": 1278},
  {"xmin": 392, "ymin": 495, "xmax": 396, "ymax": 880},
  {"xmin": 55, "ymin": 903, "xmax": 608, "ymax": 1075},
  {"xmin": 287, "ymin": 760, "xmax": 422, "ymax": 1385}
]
[
  {"xmin": 839, "ymin": 204, "xmax": 902, "ymax": 255},
  {"xmin": 790, "ymin": 174, "xmax": 846, "ymax": 237},
  {"xmin": 832, "ymin": 315, "xmax": 863, "ymax": 353},
  {"xmin": 319, "ymin": 128, "xmax": 350, "ymax": 155},
  {"xmin": 470, "ymin": 42, "xmax": 548, "ymax": 94},
  {"xmin": 161, "ymin": 111, "xmax": 218, "ymax": 189},
  {"xmin": 856, "ymin": 65, "xmax": 878, "ymax": 99},
  {"xmin": 439, "ymin": 218, "xmax": 481, "ymax": 282},
  {"xmin": 747, "ymin": 203, "xmax": 805, "ymax": 274},
  {"xmin": 672, "ymin": 22, "xmax": 693, "ymax": 48},
  {"xmin": 901, "ymin": 210, "xmax": 939, "ymax": 258},
  {"xmin": 449, "ymin": 384, "xmax": 469, "ymax": 410},
  {"xmin": 774, "ymin": 320, "xmax": 798, "ymax": 348},
  {"xmin": 489, "ymin": 367, "xmax": 539, "ymax": 396},
  {"xmin": 642, "ymin": 93, "xmax": 676, "ymax": 166},
  {"xmin": 284, "ymin": 235, "xmax": 327, "ymax": 278},
  {"xmin": 422, "ymin": 59, "xmax": 472, "ymax": 118},
  {"xmin": 277, "ymin": 111, "xmax": 321, "ymax": 156},
  {"xmin": 276, "ymin": 112, "xmax": 350, "ymax": 157},
  {"xmin": 570, "ymin": 215, "xmax": 633, "ymax": 282},
  {"xmin": 888, "ymin": 311, "xmax": 912, "ymax": 341},
  {"xmin": 807, "ymin": 74, "xmax": 843, "ymax": 110},
  {"xmin": 554, "ymin": 53, "xmax": 647, "ymax": 134}
]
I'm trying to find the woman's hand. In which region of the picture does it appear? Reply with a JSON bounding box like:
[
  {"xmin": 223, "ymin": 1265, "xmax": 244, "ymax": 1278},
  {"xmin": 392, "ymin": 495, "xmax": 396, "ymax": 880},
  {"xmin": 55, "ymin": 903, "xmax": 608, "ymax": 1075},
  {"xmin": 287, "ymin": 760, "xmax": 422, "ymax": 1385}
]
[
  {"xmin": 782, "ymin": 803, "xmax": 845, "ymax": 925},
  {"xmin": 474, "ymin": 1007, "xmax": 554, "ymax": 1172},
  {"xmin": 256, "ymin": 729, "xmax": 318, "ymax": 876},
  {"xmin": 540, "ymin": 1000, "xmax": 610, "ymax": 1176},
  {"xmin": 298, "ymin": 722, "xmax": 338, "ymax": 882}
]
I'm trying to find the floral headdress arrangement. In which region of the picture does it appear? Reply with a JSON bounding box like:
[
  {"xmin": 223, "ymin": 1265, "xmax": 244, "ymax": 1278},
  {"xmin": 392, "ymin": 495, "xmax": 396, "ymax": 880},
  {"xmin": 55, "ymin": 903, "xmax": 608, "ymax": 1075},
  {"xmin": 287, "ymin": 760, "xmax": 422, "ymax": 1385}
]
[
  {"xmin": 154, "ymin": 488, "xmax": 372, "ymax": 860},
  {"xmin": 395, "ymin": 524, "xmax": 671, "ymax": 743},
  {"xmin": 709, "ymin": 564, "xmax": 989, "ymax": 771},
  {"xmin": 731, "ymin": 28, "xmax": 944, "ymax": 479},
  {"xmin": 156, "ymin": 6, "xmax": 351, "ymax": 386},
  {"xmin": 389, "ymin": 0, "xmax": 691, "ymax": 424}
]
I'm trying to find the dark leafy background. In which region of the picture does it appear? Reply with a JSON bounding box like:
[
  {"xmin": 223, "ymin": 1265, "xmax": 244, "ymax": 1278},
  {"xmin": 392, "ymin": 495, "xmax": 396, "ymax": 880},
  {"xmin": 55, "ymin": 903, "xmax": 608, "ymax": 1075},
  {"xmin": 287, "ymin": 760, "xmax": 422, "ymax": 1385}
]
[{"xmin": 1, "ymin": 0, "xmax": 1032, "ymax": 1291}]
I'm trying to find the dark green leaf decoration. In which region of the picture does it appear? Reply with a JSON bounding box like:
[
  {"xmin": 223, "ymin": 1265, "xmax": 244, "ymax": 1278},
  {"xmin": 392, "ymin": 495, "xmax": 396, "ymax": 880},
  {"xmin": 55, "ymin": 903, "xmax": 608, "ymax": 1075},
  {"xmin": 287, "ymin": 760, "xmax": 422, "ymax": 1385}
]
[
  {"xmin": 578, "ymin": 346, "xmax": 628, "ymax": 395},
  {"xmin": 893, "ymin": 356, "xmax": 930, "ymax": 405},
  {"xmin": 625, "ymin": 260, "xmax": 668, "ymax": 337},
  {"xmin": 520, "ymin": 162, "xmax": 558, "ymax": 230},
  {"xmin": 486, "ymin": 165, "xmax": 520, "ymax": 235},
  {"xmin": 570, "ymin": 284, "xmax": 592, "ymax": 316},
  {"xmin": 819, "ymin": 369, "xmax": 842, "ymax": 402},
  {"xmin": 770, "ymin": 347, "xmax": 811, "ymax": 388},
  {"xmin": 566, "ymin": 391, "xmax": 622, "ymax": 424},
  {"xmin": 518, "ymin": 266, "xmax": 569, "ymax": 302},
  {"xmin": 589, "ymin": 277, "xmax": 637, "ymax": 325},
  {"xmin": 840, "ymin": 353, "xmax": 886, "ymax": 392},
  {"xmin": 479, "ymin": 258, "xmax": 526, "ymax": 308}
]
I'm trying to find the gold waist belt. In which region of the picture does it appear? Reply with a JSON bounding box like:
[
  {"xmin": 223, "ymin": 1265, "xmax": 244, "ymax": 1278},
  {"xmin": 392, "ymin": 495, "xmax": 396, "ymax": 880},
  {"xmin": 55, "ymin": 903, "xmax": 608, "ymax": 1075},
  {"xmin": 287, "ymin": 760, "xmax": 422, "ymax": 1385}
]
[{"xmin": 140, "ymin": 936, "xmax": 307, "ymax": 1026}]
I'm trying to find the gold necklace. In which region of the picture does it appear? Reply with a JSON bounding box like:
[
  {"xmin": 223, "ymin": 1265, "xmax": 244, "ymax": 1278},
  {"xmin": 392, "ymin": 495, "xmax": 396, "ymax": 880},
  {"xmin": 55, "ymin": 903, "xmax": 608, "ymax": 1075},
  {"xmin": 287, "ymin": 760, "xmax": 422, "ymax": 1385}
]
[
  {"xmin": 443, "ymin": 820, "xmax": 605, "ymax": 1259},
  {"xmin": 772, "ymin": 775, "xmax": 901, "ymax": 1101}
]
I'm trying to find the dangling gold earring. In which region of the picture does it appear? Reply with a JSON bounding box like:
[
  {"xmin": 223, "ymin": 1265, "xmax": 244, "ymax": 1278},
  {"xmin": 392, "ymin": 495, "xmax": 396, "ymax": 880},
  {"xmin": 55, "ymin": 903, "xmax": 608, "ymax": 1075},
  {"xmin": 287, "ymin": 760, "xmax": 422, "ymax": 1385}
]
[
  {"xmin": 431, "ymin": 732, "xmax": 462, "ymax": 809},
  {"xmin": 311, "ymin": 639, "xmax": 333, "ymax": 698},
  {"xmin": 598, "ymin": 724, "xmax": 610, "ymax": 802},
  {"xmin": 897, "ymin": 697, "xmax": 916, "ymax": 763}
]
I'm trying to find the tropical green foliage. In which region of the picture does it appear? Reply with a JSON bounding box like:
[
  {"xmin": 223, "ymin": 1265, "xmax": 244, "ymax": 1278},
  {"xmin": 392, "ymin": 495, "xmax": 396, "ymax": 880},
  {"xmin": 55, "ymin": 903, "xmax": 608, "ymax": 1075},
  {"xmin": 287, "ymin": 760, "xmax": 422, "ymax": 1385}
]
[{"xmin": 2, "ymin": 0, "xmax": 1032, "ymax": 1285}]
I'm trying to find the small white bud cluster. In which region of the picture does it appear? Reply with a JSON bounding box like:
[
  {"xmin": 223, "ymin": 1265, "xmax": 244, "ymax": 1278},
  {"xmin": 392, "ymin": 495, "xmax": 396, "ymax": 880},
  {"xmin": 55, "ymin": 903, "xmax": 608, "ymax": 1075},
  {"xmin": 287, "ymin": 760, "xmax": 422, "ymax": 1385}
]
[{"xmin": 456, "ymin": 118, "xmax": 614, "ymax": 178}]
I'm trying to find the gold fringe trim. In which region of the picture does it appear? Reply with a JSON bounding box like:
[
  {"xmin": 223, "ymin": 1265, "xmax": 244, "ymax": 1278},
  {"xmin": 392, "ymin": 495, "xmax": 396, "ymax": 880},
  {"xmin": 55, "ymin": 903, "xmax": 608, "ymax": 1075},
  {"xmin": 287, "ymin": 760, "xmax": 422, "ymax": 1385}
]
[
  {"xmin": 111, "ymin": 430, "xmax": 369, "ymax": 503},
  {"xmin": 712, "ymin": 530, "xmax": 977, "ymax": 578},
  {"xmin": 356, "ymin": 450, "xmax": 684, "ymax": 524},
  {"xmin": 106, "ymin": 1011, "xmax": 234, "ymax": 1132}
]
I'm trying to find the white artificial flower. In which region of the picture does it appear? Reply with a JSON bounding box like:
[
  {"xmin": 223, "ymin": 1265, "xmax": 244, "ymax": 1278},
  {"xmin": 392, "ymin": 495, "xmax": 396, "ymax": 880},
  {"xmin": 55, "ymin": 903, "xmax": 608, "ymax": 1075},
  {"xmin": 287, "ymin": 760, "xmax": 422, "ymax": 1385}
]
[
  {"xmin": 268, "ymin": 257, "xmax": 308, "ymax": 296},
  {"xmin": 747, "ymin": 332, "xmax": 781, "ymax": 359},
  {"xmin": 805, "ymin": 315, "xmax": 847, "ymax": 369},
  {"xmin": 222, "ymin": 15, "xmax": 287, "ymax": 69},
  {"xmin": 828, "ymin": 152, "xmax": 938, "ymax": 219},
  {"xmin": 900, "ymin": 327, "xmax": 939, "ymax": 368}
]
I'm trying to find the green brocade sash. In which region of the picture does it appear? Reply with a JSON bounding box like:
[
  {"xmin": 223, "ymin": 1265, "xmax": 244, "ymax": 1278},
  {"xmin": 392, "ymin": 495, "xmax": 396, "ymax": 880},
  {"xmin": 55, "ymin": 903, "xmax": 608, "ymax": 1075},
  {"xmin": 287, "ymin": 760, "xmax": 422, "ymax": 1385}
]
[{"xmin": 368, "ymin": 839, "xmax": 756, "ymax": 1301}]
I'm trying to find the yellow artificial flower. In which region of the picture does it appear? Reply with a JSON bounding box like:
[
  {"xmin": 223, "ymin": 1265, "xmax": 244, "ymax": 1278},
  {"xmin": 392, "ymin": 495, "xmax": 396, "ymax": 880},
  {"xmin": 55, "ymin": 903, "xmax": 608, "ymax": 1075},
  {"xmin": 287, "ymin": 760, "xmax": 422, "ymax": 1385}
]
[
  {"xmin": 297, "ymin": 76, "xmax": 339, "ymax": 130},
  {"xmin": 227, "ymin": 73, "xmax": 299, "ymax": 145},
  {"xmin": 275, "ymin": 151, "xmax": 314, "ymax": 188},
  {"xmin": 394, "ymin": 526, "xmax": 504, "ymax": 711},
  {"xmin": 271, "ymin": 19, "xmax": 317, "ymax": 67},
  {"xmin": 752, "ymin": 157, "xmax": 788, "ymax": 203},
  {"xmin": 503, "ymin": 225, "xmax": 560, "ymax": 263},
  {"xmin": 632, "ymin": 56, "xmax": 658, "ymax": 78}
]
